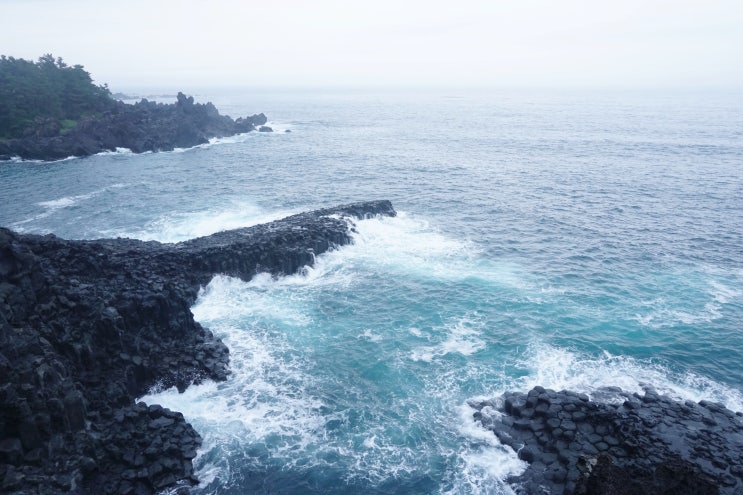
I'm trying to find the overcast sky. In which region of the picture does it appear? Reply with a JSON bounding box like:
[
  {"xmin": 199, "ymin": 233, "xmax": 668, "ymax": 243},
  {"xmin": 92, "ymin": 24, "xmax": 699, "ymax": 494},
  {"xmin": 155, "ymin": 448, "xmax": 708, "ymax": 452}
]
[{"xmin": 1, "ymin": 0, "xmax": 741, "ymax": 90}]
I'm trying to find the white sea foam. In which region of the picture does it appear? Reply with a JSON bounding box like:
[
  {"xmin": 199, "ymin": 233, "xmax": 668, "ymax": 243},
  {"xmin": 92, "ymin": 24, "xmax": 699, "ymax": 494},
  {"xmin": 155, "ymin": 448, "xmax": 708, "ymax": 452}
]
[
  {"xmin": 143, "ymin": 270, "xmax": 427, "ymax": 489},
  {"xmin": 709, "ymin": 280, "xmax": 741, "ymax": 304},
  {"xmin": 635, "ymin": 297, "xmax": 724, "ymax": 328},
  {"xmin": 410, "ymin": 315, "xmax": 486, "ymax": 362},
  {"xmin": 36, "ymin": 183, "xmax": 127, "ymax": 211},
  {"xmin": 142, "ymin": 211, "xmax": 742, "ymax": 493},
  {"xmin": 6, "ymin": 154, "xmax": 78, "ymax": 163},
  {"xmin": 193, "ymin": 274, "xmax": 312, "ymax": 327},
  {"xmin": 138, "ymin": 212, "xmax": 564, "ymax": 491},
  {"xmin": 331, "ymin": 212, "xmax": 532, "ymax": 290},
  {"xmin": 141, "ymin": 211, "xmax": 523, "ymax": 491},
  {"xmin": 96, "ymin": 147, "xmax": 133, "ymax": 156},
  {"xmin": 116, "ymin": 203, "xmax": 296, "ymax": 243},
  {"xmin": 634, "ymin": 275, "xmax": 741, "ymax": 328},
  {"xmin": 357, "ymin": 328, "xmax": 383, "ymax": 342},
  {"xmin": 37, "ymin": 197, "xmax": 77, "ymax": 209},
  {"xmin": 143, "ymin": 279, "xmax": 327, "ymax": 481},
  {"xmin": 509, "ymin": 342, "xmax": 743, "ymax": 411},
  {"xmin": 409, "ymin": 327, "xmax": 424, "ymax": 337},
  {"xmin": 260, "ymin": 120, "xmax": 292, "ymax": 133},
  {"xmin": 442, "ymin": 403, "xmax": 524, "ymax": 495},
  {"xmin": 12, "ymin": 183, "xmax": 128, "ymax": 229},
  {"xmin": 170, "ymin": 126, "xmax": 289, "ymax": 154}
]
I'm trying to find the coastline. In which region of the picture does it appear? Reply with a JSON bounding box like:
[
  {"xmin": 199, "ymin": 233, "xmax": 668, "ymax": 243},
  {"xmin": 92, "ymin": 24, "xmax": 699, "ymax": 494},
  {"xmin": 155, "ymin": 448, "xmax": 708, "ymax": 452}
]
[
  {"xmin": 1, "ymin": 199, "xmax": 742, "ymax": 493},
  {"xmin": 0, "ymin": 92, "xmax": 269, "ymax": 162},
  {"xmin": 0, "ymin": 201, "xmax": 395, "ymax": 494}
]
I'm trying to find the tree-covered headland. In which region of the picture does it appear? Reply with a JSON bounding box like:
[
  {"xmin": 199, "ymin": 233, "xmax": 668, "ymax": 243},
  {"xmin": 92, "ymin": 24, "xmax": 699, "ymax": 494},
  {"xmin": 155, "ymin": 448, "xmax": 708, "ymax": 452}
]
[
  {"xmin": 0, "ymin": 54, "xmax": 268, "ymax": 161},
  {"xmin": 0, "ymin": 54, "xmax": 113, "ymax": 139}
]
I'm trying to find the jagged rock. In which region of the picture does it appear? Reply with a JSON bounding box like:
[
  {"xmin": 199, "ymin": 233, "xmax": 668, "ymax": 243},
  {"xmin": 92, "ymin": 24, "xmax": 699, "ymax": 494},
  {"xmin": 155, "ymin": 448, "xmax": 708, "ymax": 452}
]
[
  {"xmin": 471, "ymin": 386, "xmax": 743, "ymax": 494},
  {"xmin": 0, "ymin": 200, "xmax": 396, "ymax": 494}
]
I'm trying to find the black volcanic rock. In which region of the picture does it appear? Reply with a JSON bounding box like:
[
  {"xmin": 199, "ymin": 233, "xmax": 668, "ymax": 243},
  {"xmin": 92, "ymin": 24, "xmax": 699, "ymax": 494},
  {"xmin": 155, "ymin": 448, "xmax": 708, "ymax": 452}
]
[
  {"xmin": 471, "ymin": 386, "xmax": 743, "ymax": 494},
  {"xmin": 0, "ymin": 92, "xmax": 268, "ymax": 161},
  {"xmin": 0, "ymin": 200, "xmax": 396, "ymax": 494}
]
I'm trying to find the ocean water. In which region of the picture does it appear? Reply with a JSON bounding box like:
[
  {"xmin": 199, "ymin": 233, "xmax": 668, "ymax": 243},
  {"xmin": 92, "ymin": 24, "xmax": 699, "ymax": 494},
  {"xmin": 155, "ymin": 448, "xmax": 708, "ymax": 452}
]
[{"xmin": 1, "ymin": 88, "xmax": 742, "ymax": 494}]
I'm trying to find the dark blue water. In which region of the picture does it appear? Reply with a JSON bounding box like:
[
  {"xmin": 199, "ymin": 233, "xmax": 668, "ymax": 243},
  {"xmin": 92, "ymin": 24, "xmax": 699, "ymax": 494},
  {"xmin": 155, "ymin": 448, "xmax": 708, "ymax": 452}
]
[{"xmin": 1, "ymin": 89, "xmax": 742, "ymax": 494}]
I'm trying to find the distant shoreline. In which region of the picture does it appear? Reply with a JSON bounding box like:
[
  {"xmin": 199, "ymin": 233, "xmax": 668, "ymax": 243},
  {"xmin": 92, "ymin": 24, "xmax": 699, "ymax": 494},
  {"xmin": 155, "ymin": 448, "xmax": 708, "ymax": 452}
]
[{"xmin": 0, "ymin": 92, "xmax": 269, "ymax": 161}]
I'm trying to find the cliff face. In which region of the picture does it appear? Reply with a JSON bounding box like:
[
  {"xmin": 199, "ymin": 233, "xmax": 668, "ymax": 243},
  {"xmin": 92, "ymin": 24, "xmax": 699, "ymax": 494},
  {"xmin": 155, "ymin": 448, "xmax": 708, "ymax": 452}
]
[
  {"xmin": 0, "ymin": 200, "xmax": 396, "ymax": 494},
  {"xmin": 0, "ymin": 92, "xmax": 268, "ymax": 161}
]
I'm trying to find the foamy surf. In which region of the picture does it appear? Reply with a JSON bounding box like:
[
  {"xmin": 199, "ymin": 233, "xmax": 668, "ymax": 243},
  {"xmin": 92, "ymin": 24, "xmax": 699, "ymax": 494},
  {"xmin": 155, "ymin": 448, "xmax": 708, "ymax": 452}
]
[
  {"xmin": 141, "ymin": 212, "xmax": 525, "ymax": 492},
  {"xmin": 170, "ymin": 124, "xmax": 290, "ymax": 154},
  {"xmin": 11, "ymin": 183, "xmax": 128, "ymax": 230},
  {"xmin": 143, "ymin": 277, "xmax": 423, "ymax": 491},
  {"xmin": 36, "ymin": 184, "xmax": 127, "ymax": 209},
  {"xmin": 633, "ymin": 275, "xmax": 740, "ymax": 328},
  {"xmin": 506, "ymin": 342, "xmax": 743, "ymax": 411},
  {"xmin": 96, "ymin": 147, "xmax": 134, "ymax": 156},
  {"xmin": 143, "ymin": 287, "xmax": 329, "ymax": 475},
  {"xmin": 139, "ymin": 210, "xmax": 742, "ymax": 494},
  {"xmin": 328, "ymin": 212, "xmax": 535, "ymax": 291},
  {"xmin": 410, "ymin": 315, "xmax": 487, "ymax": 363},
  {"xmin": 113, "ymin": 203, "xmax": 296, "ymax": 243},
  {"xmin": 4, "ymin": 154, "xmax": 78, "ymax": 163},
  {"xmin": 443, "ymin": 403, "xmax": 525, "ymax": 495}
]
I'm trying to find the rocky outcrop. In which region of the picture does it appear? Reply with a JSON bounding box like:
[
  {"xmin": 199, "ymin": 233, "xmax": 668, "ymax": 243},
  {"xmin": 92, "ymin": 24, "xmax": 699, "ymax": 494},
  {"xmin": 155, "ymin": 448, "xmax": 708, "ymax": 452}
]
[
  {"xmin": 0, "ymin": 92, "xmax": 268, "ymax": 161},
  {"xmin": 471, "ymin": 386, "xmax": 743, "ymax": 494},
  {"xmin": 0, "ymin": 200, "xmax": 396, "ymax": 494}
]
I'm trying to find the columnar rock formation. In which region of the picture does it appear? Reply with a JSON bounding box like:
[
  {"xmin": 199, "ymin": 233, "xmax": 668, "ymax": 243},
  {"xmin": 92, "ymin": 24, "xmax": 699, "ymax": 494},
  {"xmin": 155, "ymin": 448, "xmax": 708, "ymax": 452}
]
[
  {"xmin": 471, "ymin": 386, "xmax": 743, "ymax": 494},
  {"xmin": 0, "ymin": 200, "xmax": 395, "ymax": 494}
]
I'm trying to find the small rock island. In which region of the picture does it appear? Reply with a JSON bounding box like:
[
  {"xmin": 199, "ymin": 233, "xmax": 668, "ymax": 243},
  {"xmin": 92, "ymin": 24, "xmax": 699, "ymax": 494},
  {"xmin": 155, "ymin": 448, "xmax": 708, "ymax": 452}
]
[{"xmin": 0, "ymin": 55, "xmax": 268, "ymax": 161}]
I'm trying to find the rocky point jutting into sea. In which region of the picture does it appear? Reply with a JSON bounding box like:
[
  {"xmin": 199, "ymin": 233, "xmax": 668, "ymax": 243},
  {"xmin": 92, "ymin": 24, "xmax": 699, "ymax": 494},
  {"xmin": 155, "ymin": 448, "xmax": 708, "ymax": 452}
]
[
  {"xmin": 0, "ymin": 92, "xmax": 270, "ymax": 161},
  {"xmin": 1, "ymin": 198, "xmax": 742, "ymax": 495},
  {"xmin": 471, "ymin": 386, "xmax": 743, "ymax": 494},
  {"xmin": 0, "ymin": 201, "xmax": 395, "ymax": 494}
]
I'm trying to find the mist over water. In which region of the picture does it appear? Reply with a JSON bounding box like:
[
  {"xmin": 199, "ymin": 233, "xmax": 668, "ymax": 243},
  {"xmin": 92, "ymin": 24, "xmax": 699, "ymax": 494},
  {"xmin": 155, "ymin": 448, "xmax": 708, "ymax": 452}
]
[{"xmin": 1, "ymin": 89, "xmax": 742, "ymax": 493}]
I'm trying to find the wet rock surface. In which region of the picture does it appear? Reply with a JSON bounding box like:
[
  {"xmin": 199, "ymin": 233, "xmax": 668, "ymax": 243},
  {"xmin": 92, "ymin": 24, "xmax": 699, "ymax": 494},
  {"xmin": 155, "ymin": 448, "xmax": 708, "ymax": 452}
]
[
  {"xmin": 0, "ymin": 92, "xmax": 268, "ymax": 161},
  {"xmin": 471, "ymin": 386, "xmax": 743, "ymax": 494},
  {"xmin": 0, "ymin": 200, "xmax": 395, "ymax": 494}
]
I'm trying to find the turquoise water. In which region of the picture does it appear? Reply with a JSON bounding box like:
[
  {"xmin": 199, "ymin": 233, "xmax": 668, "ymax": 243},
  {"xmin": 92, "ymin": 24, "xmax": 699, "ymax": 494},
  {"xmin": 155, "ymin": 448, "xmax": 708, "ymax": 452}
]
[{"xmin": 1, "ymin": 89, "xmax": 742, "ymax": 494}]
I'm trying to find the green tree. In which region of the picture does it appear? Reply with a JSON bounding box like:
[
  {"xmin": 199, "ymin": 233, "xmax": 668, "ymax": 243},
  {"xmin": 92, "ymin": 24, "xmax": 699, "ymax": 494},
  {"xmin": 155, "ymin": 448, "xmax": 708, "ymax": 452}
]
[{"xmin": 0, "ymin": 54, "xmax": 112, "ymax": 139}]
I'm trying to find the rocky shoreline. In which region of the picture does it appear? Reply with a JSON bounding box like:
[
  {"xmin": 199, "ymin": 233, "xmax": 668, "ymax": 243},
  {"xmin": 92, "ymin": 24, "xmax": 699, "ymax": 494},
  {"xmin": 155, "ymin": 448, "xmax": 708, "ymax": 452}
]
[
  {"xmin": 471, "ymin": 386, "xmax": 743, "ymax": 494},
  {"xmin": 3, "ymin": 199, "xmax": 742, "ymax": 494},
  {"xmin": 0, "ymin": 200, "xmax": 396, "ymax": 494},
  {"xmin": 0, "ymin": 92, "xmax": 269, "ymax": 161}
]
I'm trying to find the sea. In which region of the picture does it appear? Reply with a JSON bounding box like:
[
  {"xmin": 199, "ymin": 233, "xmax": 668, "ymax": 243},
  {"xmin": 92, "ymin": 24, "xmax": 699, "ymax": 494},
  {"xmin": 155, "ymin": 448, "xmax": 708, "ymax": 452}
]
[{"xmin": 1, "ymin": 88, "xmax": 742, "ymax": 494}]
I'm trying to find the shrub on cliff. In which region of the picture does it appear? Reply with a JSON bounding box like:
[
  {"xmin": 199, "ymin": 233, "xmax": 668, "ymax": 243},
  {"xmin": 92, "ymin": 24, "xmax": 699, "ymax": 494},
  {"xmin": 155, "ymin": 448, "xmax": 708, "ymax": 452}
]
[{"xmin": 0, "ymin": 54, "xmax": 112, "ymax": 139}]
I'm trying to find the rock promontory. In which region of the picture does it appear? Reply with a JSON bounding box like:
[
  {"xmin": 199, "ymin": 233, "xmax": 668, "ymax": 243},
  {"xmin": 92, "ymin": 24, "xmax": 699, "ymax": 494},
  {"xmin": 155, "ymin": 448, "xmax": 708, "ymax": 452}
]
[
  {"xmin": 0, "ymin": 200, "xmax": 396, "ymax": 494},
  {"xmin": 0, "ymin": 55, "xmax": 269, "ymax": 161},
  {"xmin": 471, "ymin": 386, "xmax": 743, "ymax": 494},
  {"xmin": 0, "ymin": 92, "xmax": 267, "ymax": 161}
]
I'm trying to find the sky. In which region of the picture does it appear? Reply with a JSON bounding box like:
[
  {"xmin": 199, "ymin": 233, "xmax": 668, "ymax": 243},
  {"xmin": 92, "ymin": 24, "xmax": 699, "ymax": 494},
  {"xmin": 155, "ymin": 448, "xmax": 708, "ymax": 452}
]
[{"xmin": 1, "ymin": 0, "xmax": 741, "ymax": 91}]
